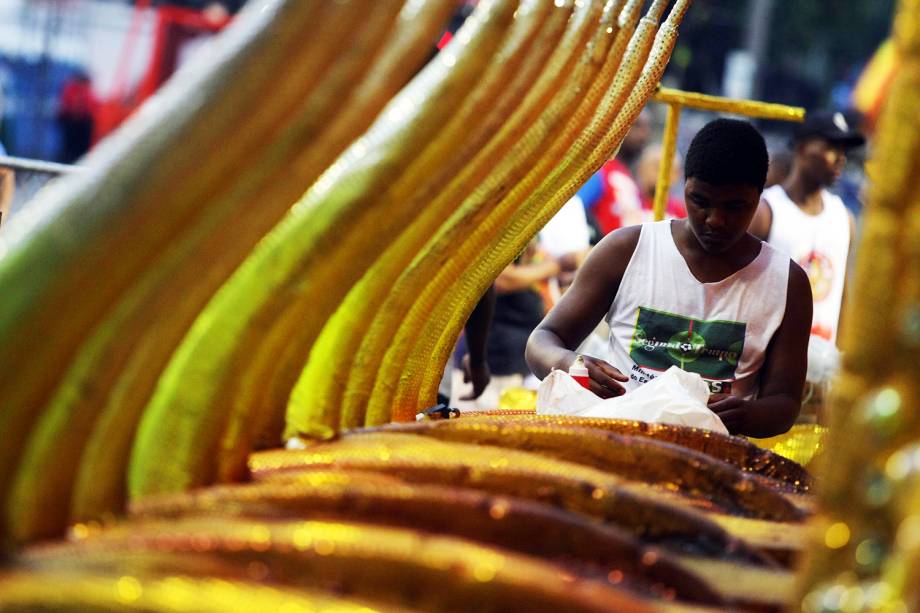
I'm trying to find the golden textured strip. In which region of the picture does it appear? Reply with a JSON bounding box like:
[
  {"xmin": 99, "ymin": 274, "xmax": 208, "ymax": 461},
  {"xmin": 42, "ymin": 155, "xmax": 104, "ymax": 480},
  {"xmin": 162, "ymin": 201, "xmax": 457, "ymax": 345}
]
[
  {"xmin": 285, "ymin": 0, "xmax": 570, "ymax": 439},
  {"xmin": 0, "ymin": 571, "xmax": 391, "ymax": 613},
  {"xmin": 455, "ymin": 413, "xmax": 813, "ymax": 492},
  {"xmin": 398, "ymin": 0, "xmax": 690, "ymax": 416},
  {"xmin": 0, "ymin": 0, "xmax": 329, "ymax": 538},
  {"xmin": 6, "ymin": 0, "xmax": 410, "ymax": 545},
  {"xmin": 360, "ymin": 420, "xmax": 802, "ymax": 521},
  {"xmin": 68, "ymin": 0, "xmax": 454, "ymax": 529},
  {"xmin": 259, "ymin": 432, "xmax": 799, "ymax": 555},
  {"xmin": 21, "ymin": 517, "xmax": 656, "ymax": 613},
  {"xmin": 707, "ymin": 514, "xmax": 812, "ymax": 566},
  {"xmin": 362, "ymin": 0, "xmax": 651, "ymax": 425},
  {"xmin": 798, "ymin": 0, "xmax": 920, "ymax": 605},
  {"xmin": 128, "ymin": 0, "xmax": 519, "ymax": 500},
  {"xmin": 130, "ymin": 472, "xmax": 721, "ymax": 605},
  {"xmin": 652, "ymin": 102, "xmax": 681, "ymax": 221},
  {"xmin": 652, "ymin": 86, "xmax": 805, "ymax": 121},
  {"xmin": 335, "ymin": 0, "xmax": 614, "ymax": 431},
  {"xmin": 222, "ymin": 0, "xmax": 558, "ymax": 482},
  {"xmin": 673, "ymin": 555, "xmax": 796, "ymax": 610}
]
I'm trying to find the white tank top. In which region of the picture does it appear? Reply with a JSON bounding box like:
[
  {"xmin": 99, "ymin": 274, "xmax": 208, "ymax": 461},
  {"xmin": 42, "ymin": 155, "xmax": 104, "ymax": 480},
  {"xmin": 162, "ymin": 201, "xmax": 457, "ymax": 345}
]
[
  {"xmin": 606, "ymin": 221, "xmax": 790, "ymax": 399},
  {"xmin": 762, "ymin": 185, "xmax": 850, "ymax": 342}
]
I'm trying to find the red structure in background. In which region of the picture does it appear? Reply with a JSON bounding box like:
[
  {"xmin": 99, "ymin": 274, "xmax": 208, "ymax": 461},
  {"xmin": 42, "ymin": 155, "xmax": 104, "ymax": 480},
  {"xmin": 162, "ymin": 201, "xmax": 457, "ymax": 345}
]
[{"xmin": 94, "ymin": 1, "xmax": 232, "ymax": 141}]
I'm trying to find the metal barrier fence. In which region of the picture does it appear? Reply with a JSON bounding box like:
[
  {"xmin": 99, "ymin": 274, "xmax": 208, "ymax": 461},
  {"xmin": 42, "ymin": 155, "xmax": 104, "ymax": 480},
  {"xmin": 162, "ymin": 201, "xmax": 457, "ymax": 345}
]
[{"xmin": 0, "ymin": 155, "xmax": 80, "ymax": 224}]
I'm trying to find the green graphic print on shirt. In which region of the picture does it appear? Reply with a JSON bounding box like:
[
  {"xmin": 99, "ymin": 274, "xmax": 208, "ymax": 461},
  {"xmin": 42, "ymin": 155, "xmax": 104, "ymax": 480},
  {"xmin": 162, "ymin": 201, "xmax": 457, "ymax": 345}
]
[{"xmin": 628, "ymin": 307, "xmax": 746, "ymax": 388}]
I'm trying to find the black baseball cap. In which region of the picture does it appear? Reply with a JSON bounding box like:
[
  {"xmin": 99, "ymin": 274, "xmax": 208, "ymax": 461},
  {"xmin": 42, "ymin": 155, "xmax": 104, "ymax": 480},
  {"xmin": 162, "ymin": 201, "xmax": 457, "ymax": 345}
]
[{"xmin": 792, "ymin": 110, "xmax": 865, "ymax": 149}]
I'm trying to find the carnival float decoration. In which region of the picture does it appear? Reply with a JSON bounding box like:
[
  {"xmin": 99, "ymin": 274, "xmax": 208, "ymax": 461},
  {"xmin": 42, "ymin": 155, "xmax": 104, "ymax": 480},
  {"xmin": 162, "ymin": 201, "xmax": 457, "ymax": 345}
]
[{"xmin": 0, "ymin": 0, "xmax": 917, "ymax": 610}]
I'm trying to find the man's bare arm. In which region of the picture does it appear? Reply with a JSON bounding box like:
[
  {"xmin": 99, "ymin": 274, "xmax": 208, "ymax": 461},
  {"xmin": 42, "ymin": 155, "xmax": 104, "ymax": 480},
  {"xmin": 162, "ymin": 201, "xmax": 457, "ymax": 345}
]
[
  {"xmin": 525, "ymin": 226, "xmax": 640, "ymax": 397},
  {"xmin": 709, "ymin": 260, "xmax": 812, "ymax": 437},
  {"xmin": 494, "ymin": 259, "xmax": 561, "ymax": 293}
]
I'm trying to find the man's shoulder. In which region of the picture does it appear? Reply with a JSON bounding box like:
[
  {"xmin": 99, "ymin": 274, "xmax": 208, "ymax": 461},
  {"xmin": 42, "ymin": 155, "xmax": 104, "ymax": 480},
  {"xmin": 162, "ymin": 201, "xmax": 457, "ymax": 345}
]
[
  {"xmin": 820, "ymin": 188, "xmax": 853, "ymax": 216},
  {"xmin": 578, "ymin": 224, "xmax": 645, "ymax": 287},
  {"xmin": 594, "ymin": 223, "xmax": 644, "ymax": 256}
]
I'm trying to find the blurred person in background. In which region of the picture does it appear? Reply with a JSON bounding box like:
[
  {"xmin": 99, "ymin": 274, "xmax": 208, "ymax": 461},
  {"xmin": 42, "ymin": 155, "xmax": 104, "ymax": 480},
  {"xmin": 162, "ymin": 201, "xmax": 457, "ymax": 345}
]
[
  {"xmin": 539, "ymin": 196, "xmax": 591, "ymax": 296},
  {"xmin": 57, "ymin": 71, "xmax": 98, "ymax": 164},
  {"xmin": 635, "ymin": 143, "xmax": 686, "ymax": 221},
  {"xmin": 750, "ymin": 111, "xmax": 864, "ymax": 345},
  {"xmin": 586, "ymin": 109, "xmax": 652, "ymax": 236},
  {"xmin": 450, "ymin": 240, "xmax": 578, "ymax": 411},
  {"xmin": 765, "ymin": 149, "xmax": 793, "ymax": 188}
]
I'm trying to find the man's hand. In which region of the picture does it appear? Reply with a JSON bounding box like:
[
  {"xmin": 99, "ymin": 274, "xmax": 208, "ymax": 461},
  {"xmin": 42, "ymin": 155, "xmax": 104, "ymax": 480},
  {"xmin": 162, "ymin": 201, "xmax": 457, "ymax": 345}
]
[
  {"xmin": 580, "ymin": 355, "xmax": 629, "ymax": 399},
  {"xmin": 708, "ymin": 393, "xmax": 746, "ymax": 433},
  {"xmin": 460, "ymin": 354, "xmax": 491, "ymax": 401}
]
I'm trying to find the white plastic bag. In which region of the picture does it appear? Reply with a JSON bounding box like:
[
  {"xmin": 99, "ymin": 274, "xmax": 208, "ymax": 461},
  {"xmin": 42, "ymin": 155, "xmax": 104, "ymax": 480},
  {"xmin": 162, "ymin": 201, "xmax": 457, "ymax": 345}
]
[{"xmin": 536, "ymin": 366, "xmax": 728, "ymax": 434}]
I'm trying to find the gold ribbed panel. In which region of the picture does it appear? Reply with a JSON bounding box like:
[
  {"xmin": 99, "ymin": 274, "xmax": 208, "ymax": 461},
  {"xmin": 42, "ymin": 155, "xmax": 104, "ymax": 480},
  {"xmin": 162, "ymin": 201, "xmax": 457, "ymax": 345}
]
[
  {"xmin": 347, "ymin": 422, "xmax": 802, "ymax": 521},
  {"xmin": 339, "ymin": 0, "xmax": 625, "ymax": 430},
  {"xmin": 0, "ymin": 571, "xmax": 388, "ymax": 612},
  {"xmin": 128, "ymin": 0, "xmax": 520, "ymax": 501},
  {"xmin": 286, "ymin": 0, "xmax": 570, "ymax": 438},
  {"xmin": 359, "ymin": 0, "xmax": 662, "ymax": 425},
  {"xmin": 451, "ymin": 412, "xmax": 813, "ymax": 491},
  {"xmin": 798, "ymin": 0, "xmax": 920, "ymax": 610},
  {"xmin": 399, "ymin": 0, "xmax": 690, "ymax": 419},
  {"xmin": 128, "ymin": 472, "xmax": 720, "ymax": 605},
  {"xmin": 20, "ymin": 517, "xmax": 655, "ymax": 613}
]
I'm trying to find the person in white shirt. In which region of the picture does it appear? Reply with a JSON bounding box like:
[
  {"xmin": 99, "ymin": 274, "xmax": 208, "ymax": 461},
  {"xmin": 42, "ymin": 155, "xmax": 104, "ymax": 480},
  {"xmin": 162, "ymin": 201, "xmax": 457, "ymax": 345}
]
[
  {"xmin": 749, "ymin": 111, "xmax": 864, "ymax": 344},
  {"xmin": 527, "ymin": 119, "xmax": 812, "ymax": 437}
]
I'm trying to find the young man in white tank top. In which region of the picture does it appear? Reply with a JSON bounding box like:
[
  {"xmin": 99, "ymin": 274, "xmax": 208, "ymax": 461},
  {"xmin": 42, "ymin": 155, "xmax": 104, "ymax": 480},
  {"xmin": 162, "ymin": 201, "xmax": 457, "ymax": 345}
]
[
  {"xmin": 749, "ymin": 111, "xmax": 863, "ymax": 344},
  {"xmin": 526, "ymin": 119, "xmax": 813, "ymax": 438}
]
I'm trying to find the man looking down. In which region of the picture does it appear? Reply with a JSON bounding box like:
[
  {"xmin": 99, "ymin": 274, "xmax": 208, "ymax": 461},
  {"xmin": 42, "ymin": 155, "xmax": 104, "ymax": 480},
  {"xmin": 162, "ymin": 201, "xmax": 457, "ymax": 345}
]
[{"xmin": 526, "ymin": 119, "xmax": 812, "ymax": 437}]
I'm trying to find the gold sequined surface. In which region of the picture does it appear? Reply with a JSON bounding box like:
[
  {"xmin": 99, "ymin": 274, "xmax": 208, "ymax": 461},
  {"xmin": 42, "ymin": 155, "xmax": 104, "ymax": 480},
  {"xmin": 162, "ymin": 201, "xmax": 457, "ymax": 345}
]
[
  {"xmin": 798, "ymin": 0, "xmax": 920, "ymax": 610},
  {"xmin": 2, "ymin": 0, "xmax": 915, "ymax": 610}
]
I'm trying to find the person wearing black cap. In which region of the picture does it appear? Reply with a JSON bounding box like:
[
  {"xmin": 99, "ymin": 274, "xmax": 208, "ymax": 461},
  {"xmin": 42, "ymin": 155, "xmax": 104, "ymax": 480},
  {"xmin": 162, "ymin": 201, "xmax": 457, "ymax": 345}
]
[{"xmin": 750, "ymin": 110, "xmax": 864, "ymax": 345}]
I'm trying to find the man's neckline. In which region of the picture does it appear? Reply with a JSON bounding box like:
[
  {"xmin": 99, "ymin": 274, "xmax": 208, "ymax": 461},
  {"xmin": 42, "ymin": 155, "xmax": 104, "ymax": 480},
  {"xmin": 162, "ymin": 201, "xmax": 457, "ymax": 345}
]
[{"xmin": 667, "ymin": 220, "xmax": 764, "ymax": 285}]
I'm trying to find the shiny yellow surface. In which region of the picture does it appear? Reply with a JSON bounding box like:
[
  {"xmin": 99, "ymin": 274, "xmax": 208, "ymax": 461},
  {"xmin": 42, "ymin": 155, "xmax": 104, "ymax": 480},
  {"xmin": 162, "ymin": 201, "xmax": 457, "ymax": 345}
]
[
  {"xmin": 652, "ymin": 87, "xmax": 806, "ymax": 121},
  {"xmin": 0, "ymin": 571, "xmax": 385, "ymax": 612},
  {"xmin": 288, "ymin": 0, "xmax": 569, "ymax": 436},
  {"xmin": 799, "ymin": 0, "xmax": 920, "ymax": 610},
  {"xmin": 395, "ymin": 0, "xmax": 690, "ymax": 420},
  {"xmin": 129, "ymin": 0, "xmax": 519, "ymax": 499},
  {"xmin": 21, "ymin": 517, "xmax": 656, "ymax": 613},
  {"xmin": 652, "ymin": 101, "xmax": 681, "ymax": 221},
  {"xmin": 750, "ymin": 424, "xmax": 828, "ymax": 469},
  {"xmin": 497, "ymin": 387, "xmax": 538, "ymax": 411},
  {"xmin": 348, "ymin": 0, "xmax": 628, "ymax": 428}
]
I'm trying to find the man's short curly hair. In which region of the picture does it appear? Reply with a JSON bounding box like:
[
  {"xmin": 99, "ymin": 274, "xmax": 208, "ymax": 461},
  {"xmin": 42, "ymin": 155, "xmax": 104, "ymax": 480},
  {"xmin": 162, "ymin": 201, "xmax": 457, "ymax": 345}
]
[{"xmin": 684, "ymin": 118, "xmax": 768, "ymax": 191}]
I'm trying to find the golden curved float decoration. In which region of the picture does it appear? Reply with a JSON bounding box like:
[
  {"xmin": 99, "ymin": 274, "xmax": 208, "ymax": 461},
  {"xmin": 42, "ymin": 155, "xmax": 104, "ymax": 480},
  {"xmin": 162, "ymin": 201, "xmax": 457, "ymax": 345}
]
[{"xmin": 0, "ymin": 0, "xmax": 916, "ymax": 610}]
